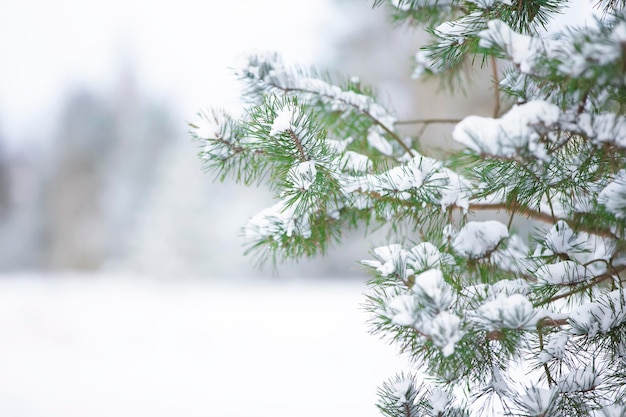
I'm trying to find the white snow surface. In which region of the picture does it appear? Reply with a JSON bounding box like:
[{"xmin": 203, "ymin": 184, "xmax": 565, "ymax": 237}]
[
  {"xmin": 435, "ymin": 12, "xmax": 482, "ymax": 43},
  {"xmin": 238, "ymin": 53, "xmax": 396, "ymax": 135},
  {"xmin": 480, "ymin": 13, "xmax": 622, "ymax": 81},
  {"xmin": 0, "ymin": 274, "xmax": 407, "ymax": 417},
  {"xmin": 479, "ymin": 19, "xmax": 546, "ymax": 74},
  {"xmin": 589, "ymin": 114, "xmax": 626, "ymax": 148},
  {"xmin": 491, "ymin": 235, "xmax": 532, "ymax": 274},
  {"xmin": 361, "ymin": 242, "xmax": 454, "ymax": 281},
  {"xmin": 407, "ymin": 242, "xmax": 454, "ymax": 274},
  {"xmin": 593, "ymin": 404, "xmax": 626, "ymax": 417},
  {"xmin": 190, "ymin": 113, "xmax": 221, "ymax": 140},
  {"xmin": 191, "ymin": 111, "xmax": 238, "ymax": 160},
  {"xmin": 534, "ymin": 220, "xmax": 589, "ymax": 261},
  {"xmin": 340, "ymin": 151, "xmax": 371, "ymax": 173},
  {"xmin": 367, "ymin": 126, "xmax": 394, "ymax": 156},
  {"xmin": 341, "ymin": 153, "xmax": 473, "ymax": 209},
  {"xmin": 388, "ymin": 294, "xmax": 418, "ymax": 327}
]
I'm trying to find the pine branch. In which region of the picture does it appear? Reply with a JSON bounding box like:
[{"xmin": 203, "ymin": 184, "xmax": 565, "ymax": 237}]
[
  {"xmin": 534, "ymin": 264, "xmax": 626, "ymax": 307},
  {"xmin": 266, "ymin": 81, "xmax": 415, "ymax": 157}
]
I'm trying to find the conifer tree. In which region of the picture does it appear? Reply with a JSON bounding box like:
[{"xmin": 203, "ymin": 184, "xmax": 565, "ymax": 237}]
[{"xmin": 190, "ymin": 1, "xmax": 626, "ymax": 415}]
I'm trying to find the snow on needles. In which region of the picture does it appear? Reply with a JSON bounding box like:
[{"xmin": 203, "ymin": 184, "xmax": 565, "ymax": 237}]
[
  {"xmin": 536, "ymin": 261, "xmax": 593, "ymax": 286},
  {"xmin": 190, "ymin": 110, "xmax": 238, "ymax": 160},
  {"xmin": 452, "ymin": 101, "xmax": 560, "ymax": 160},
  {"xmin": 538, "ymin": 331, "xmax": 570, "ymax": 363},
  {"xmin": 569, "ymin": 289, "xmax": 626, "ymax": 337},
  {"xmin": 479, "ymin": 19, "xmax": 626, "ymax": 80},
  {"xmin": 244, "ymin": 200, "xmax": 311, "ymax": 241},
  {"xmin": 598, "ymin": 169, "xmax": 626, "ymax": 219},
  {"xmin": 472, "ymin": 294, "xmax": 545, "ymax": 331},
  {"xmin": 390, "ymin": 379, "xmax": 413, "ymax": 406},
  {"xmin": 520, "ymin": 387, "xmax": 558, "ymax": 416},
  {"xmin": 361, "ymin": 242, "xmax": 454, "ymax": 280},
  {"xmin": 478, "ymin": 19, "xmax": 547, "ymax": 74},
  {"xmin": 237, "ymin": 52, "xmax": 397, "ymax": 144},
  {"xmin": 341, "ymin": 153, "xmax": 472, "ymax": 209},
  {"xmin": 362, "ymin": 244, "xmax": 408, "ymax": 278},
  {"xmin": 414, "ymin": 269, "xmax": 457, "ymax": 313},
  {"xmin": 288, "ymin": 161, "xmax": 317, "ymax": 191},
  {"xmin": 558, "ymin": 366, "xmax": 602, "ymax": 393},
  {"xmin": 270, "ymin": 105, "xmax": 299, "ymax": 136},
  {"xmin": 453, "ymin": 221, "xmax": 509, "ymax": 259}
]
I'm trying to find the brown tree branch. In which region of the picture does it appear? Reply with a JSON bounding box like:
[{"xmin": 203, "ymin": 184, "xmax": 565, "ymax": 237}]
[
  {"xmin": 491, "ymin": 55, "xmax": 501, "ymax": 118},
  {"xmin": 288, "ymin": 129, "xmax": 308, "ymax": 162},
  {"xmin": 533, "ymin": 265, "xmax": 626, "ymax": 307},
  {"xmin": 466, "ymin": 202, "xmax": 618, "ymax": 240},
  {"xmin": 395, "ymin": 118, "xmax": 463, "ymax": 125}
]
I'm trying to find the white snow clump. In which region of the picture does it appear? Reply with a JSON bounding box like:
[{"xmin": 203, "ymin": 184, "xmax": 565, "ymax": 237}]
[
  {"xmin": 428, "ymin": 311, "xmax": 464, "ymax": 357},
  {"xmin": 387, "ymin": 294, "xmax": 418, "ymax": 327},
  {"xmin": 569, "ymin": 289, "xmax": 626, "ymax": 336},
  {"xmin": 538, "ymin": 331, "xmax": 570, "ymax": 363},
  {"xmin": 244, "ymin": 200, "xmax": 311, "ymax": 241},
  {"xmin": 452, "ymin": 100, "xmax": 560, "ymax": 159},
  {"xmin": 270, "ymin": 105, "xmax": 303, "ymax": 136},
  {"xmin": 414, "ymin": 269, "xmax": 456, "ymax": 312},
  {"xmin": 472, "ymin": 293, "xmax": 544, "ymax": 331},
  {"xmin": 520, "ymin": 387, "xmax": 558, "ymax": 416},
  {"xmin": 558, "ymin": 365, "xmax": 602, "ymax": 393},
  {"xmin": 453, "ymin": 220, "xmax": 509, "ymax": 259},
  {"xmin": 288, "ymin": 161, "xmax": 317, "ymax": 191},
  {"xmin": 362, "ymin": 244, "xmax": 408, "ymax": 277},
  {"xmin": 598, "ymin": 169, "xmax": 626, "ymax": 219},
  {"xmin": 536, "ymin": 261, "xmax": 593, "ymax": 286},
  {"xmin": 390, "ymin": 379, "xmax": 413, "ymax": 406}
]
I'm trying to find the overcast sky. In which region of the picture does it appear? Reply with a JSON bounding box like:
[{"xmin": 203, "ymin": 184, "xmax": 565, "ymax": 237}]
[{"xmin": 0, "ymin": 0, "xmax": 343, "ymax": 149}]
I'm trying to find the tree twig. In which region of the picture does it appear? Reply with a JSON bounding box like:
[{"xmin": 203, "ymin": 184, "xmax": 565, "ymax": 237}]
[
  {"xmin": 534, "ymin": 264, "xmax": 626, "ymax": 307},
  {"xmin": 491, "ymin": 55, "xmax": 501, "ymax": 118},
  {"xmin": 396, "ymin": 118, "xmax": 462, "ymax": 125},
  {"xmin": 288, "ymin": 129, "xmax": 308, "ymax": 161},
  {"xmin": 466, "ymin": 202, "xmax": 618, "ymax": 240}
]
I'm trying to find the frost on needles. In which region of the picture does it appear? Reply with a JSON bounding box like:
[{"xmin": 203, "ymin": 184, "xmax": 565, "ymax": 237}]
[{"xmin": 190, "ymin": 0, "xmax": 626, "ymax": 416}]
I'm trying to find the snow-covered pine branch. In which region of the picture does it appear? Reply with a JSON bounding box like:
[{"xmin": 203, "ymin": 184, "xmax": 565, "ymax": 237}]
[{"xmin": 192, "ymin": 0, "xmax": 626, "ymax": 415}]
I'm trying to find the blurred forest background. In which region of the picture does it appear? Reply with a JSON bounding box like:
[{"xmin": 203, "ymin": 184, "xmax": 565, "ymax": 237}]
[{"xmin": 0, "ymin": 0, "xmax": 493, "ymax": 280}]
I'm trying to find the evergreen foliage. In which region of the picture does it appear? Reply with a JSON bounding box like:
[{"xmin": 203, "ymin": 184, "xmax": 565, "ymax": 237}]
[{"xmin": 191, "ymin": 1, "xmax": 626, "ymax": 415}]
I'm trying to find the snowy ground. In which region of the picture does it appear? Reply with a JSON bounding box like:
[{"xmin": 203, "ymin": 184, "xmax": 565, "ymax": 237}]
[{"xmin": 0, "ymin": 275, "xmax": 407, "ymax": 417}]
